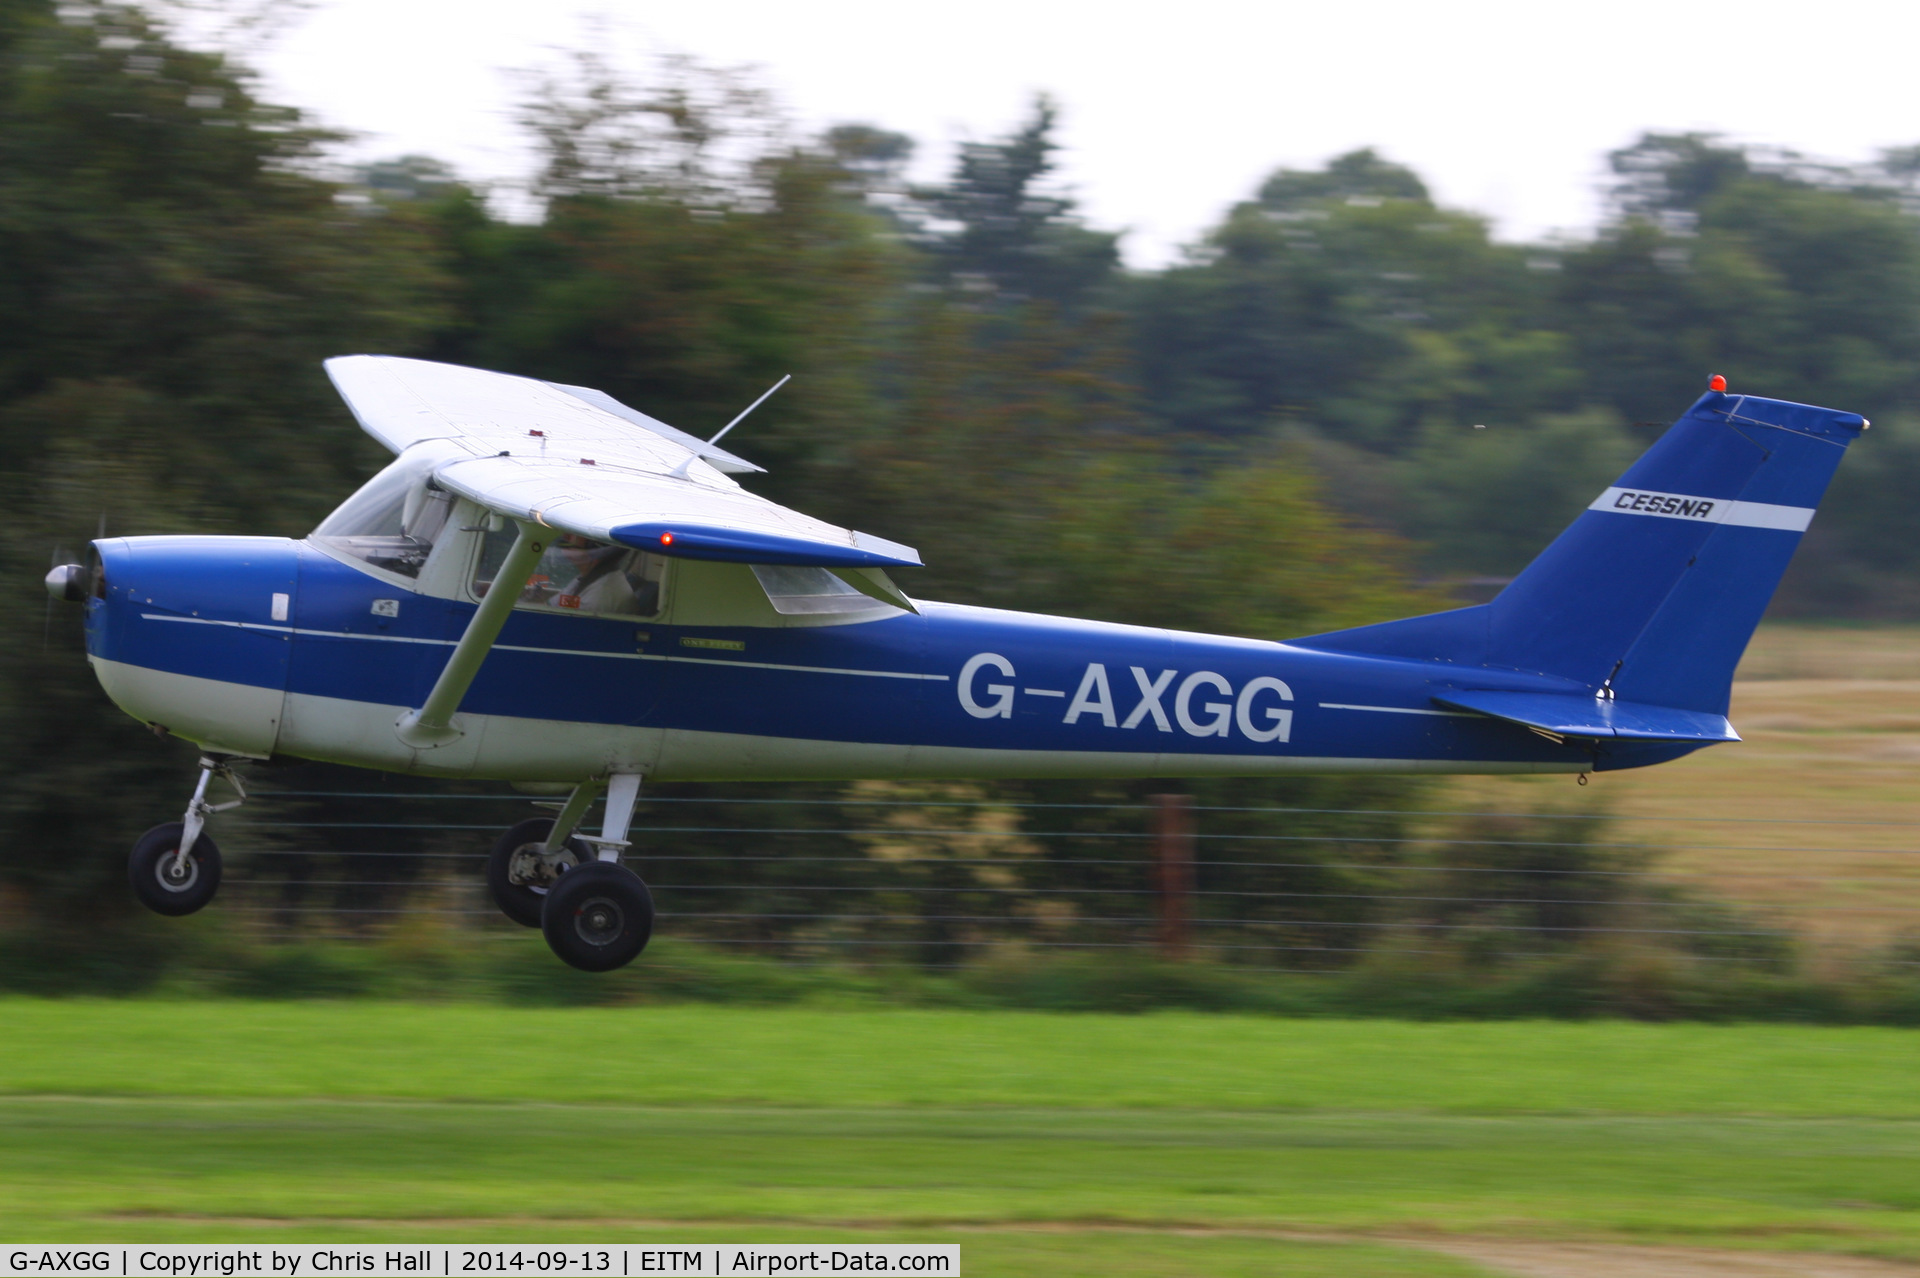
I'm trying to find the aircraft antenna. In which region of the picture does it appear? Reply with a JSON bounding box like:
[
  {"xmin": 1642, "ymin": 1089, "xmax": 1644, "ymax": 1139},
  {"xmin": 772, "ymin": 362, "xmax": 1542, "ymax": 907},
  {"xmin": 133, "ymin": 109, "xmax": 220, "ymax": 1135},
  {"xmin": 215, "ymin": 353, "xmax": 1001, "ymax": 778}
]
[
  {"xmin": 709, "ymin": 374, "xmax": 790, "ymax": 446},
  {"xmin": 670, "ymin": 375, "xmax": 790, "ymax": 479}
]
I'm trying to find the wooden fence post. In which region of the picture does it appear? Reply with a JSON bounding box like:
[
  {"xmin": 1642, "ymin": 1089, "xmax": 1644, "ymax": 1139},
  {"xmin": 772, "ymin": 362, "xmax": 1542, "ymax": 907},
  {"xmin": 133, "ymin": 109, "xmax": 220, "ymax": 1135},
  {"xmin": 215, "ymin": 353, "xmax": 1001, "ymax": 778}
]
[{"xmin": 1152, "ymin": 793, "xmax": 1194, "ymax": 960}]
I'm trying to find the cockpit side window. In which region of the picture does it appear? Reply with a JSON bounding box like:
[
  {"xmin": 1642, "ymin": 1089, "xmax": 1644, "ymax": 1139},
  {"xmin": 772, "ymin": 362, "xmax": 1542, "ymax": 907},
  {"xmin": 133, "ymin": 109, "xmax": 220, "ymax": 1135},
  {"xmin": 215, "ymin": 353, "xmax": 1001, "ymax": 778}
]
[
  {"xmin": 751, "ymin": 564, "xmax": 885, "ymax": 615},
  {"xmin": 311, "ymin": 453, "xmax": 451, "ymax": 579},
  {"xmin": 472, "ymin": 527, "xmax": 665, "ymax": 618}
]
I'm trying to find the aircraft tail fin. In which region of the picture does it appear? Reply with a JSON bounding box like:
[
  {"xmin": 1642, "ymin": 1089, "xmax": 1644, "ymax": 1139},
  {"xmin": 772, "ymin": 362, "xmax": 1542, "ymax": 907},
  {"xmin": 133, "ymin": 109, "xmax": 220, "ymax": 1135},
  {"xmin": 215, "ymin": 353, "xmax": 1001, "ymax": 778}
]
[{"xmin": 1296, "ymin": 387, "xmax": 1867, "ymax": 715}]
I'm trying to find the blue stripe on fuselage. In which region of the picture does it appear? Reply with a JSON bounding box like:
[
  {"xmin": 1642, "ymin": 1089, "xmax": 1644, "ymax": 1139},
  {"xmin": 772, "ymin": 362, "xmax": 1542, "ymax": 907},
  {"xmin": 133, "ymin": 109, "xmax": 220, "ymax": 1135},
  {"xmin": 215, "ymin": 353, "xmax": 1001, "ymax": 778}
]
[{"xmin": 90, "ymin": 536, "xmax": 1663, "ymax": 770}]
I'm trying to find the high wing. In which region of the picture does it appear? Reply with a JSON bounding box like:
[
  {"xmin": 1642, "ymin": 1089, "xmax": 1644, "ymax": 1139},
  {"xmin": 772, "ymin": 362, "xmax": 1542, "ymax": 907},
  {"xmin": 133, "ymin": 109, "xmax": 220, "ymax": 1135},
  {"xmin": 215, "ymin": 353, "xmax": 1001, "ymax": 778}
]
[
  {"xmin": 544, "ymin": 381, "xmax": 766, "ymax": 475},
  {"xmin": 324, "ymin": 355, "xmax": 921, "ymax": 572}
]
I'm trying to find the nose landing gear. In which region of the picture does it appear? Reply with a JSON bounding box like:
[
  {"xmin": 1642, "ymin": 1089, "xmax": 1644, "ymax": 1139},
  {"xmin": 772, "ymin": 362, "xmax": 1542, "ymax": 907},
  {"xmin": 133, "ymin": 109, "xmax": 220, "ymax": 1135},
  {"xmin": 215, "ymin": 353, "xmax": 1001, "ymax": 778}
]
[{"xmin": 129, "ymin": 756, "xmax": 245, "ymax": 916}]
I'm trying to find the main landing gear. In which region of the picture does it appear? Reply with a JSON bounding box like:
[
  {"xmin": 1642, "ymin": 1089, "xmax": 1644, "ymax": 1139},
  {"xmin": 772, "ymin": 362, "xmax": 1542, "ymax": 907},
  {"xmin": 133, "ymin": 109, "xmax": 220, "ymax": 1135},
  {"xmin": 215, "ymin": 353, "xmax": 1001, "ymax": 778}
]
[
  {"xmin": 486, "ymin": 773, "xmax": 655, "ymax": 972},
  {"xmin": 129, "ymin": 756, "xmax": 246, "ymax": 916},
  {"xmin": 126, "ymin": 757, "xmax": 653, "ymax": 972}
]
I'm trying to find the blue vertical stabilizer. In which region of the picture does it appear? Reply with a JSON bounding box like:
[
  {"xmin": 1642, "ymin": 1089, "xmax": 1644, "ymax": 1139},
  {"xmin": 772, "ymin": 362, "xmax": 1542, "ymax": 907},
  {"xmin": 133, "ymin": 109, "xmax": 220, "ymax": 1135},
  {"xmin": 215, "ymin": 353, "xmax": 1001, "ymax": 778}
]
[{"xmin": 1297, "ymin": 389, "xmax": 1867, "ymax": 715}]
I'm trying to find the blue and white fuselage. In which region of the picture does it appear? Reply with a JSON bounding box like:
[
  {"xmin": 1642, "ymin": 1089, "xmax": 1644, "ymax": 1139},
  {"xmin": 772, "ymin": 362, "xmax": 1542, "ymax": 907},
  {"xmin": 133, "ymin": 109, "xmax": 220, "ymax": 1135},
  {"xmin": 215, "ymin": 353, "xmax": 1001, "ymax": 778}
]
[{"xmin": 84, "ymin": 529, "xmax": 1636, "ymax": 784}]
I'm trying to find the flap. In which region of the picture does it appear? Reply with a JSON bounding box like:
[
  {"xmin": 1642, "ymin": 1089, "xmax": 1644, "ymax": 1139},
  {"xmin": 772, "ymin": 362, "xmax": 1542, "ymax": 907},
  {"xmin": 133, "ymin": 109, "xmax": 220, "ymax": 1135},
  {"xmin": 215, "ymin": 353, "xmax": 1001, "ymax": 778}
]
[{"xmin": 1432, "ymin": 689, "xmax": 1740, "ymax": 743}]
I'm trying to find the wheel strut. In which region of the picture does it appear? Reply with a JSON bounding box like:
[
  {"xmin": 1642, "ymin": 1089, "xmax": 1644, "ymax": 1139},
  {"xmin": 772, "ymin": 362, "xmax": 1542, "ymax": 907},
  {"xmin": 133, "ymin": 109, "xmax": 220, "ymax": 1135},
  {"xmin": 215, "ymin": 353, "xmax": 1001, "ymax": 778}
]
[
  {"xmin": 175, "ymin": 755, "xmax": 246, "ymax": 875},
  {"xmin": 536, "ymin": 771, "xmax": 641, "ymax": 861},
  {"xmin": 588, "ymin": 772, "xmax": 642, "ymax": 861}
]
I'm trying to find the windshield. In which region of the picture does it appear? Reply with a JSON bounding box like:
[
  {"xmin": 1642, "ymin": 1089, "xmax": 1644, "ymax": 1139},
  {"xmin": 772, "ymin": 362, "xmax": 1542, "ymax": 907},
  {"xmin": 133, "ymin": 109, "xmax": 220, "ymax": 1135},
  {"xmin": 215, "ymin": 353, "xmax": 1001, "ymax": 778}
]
[{"xmin": 311, "ymin": 452, "xmax": 452, "ymax": 579}]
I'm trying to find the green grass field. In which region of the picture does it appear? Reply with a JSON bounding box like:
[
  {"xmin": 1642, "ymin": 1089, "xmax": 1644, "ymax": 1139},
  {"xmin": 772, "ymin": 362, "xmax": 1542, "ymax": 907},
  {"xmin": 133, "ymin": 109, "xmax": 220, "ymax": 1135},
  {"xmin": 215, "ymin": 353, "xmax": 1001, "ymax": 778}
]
[
  {"xmin": 8, "ymin": 1000, "xmax": 1920, "ymax": 1114},
  {"xmin": 5, "ymin": 1001, "xmax": 1920, "ymax": 1276},
  {"xmin": 1445, "ymin": 623, "xmax": 1920, "ymax": 953}
]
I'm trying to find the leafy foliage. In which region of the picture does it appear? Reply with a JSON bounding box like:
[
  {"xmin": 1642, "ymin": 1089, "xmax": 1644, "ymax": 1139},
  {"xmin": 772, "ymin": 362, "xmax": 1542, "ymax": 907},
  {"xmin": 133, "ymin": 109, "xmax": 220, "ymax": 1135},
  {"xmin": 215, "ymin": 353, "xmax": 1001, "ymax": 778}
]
[
  {"xmin": 908, "ymin": 94, "xmax": 1119, "ymax": 305},
  {"xmin": 1132, "ymin": 160, "xmax": 1567, "ymax": 448},
  {"xmin": 0, "ymin": 0, "xmax": 445, "ymax": 910}
]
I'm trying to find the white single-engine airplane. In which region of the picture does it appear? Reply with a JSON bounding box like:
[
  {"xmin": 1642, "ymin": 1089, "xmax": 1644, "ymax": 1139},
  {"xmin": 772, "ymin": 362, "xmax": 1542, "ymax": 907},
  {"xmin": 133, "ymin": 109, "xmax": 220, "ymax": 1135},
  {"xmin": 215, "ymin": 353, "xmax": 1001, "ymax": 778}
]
[{"xmin": 47, "ymin": 358, "xmax": 1865, "ymax": 970}]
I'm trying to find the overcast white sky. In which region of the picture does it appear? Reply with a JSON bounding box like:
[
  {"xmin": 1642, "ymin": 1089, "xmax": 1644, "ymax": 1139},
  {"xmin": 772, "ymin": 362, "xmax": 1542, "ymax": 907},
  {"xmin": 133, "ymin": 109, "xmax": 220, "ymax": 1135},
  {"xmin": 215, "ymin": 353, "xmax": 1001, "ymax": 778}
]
[{"xmin": 241, "ymin": 0, "xmax": 1920, "ymax": 268}]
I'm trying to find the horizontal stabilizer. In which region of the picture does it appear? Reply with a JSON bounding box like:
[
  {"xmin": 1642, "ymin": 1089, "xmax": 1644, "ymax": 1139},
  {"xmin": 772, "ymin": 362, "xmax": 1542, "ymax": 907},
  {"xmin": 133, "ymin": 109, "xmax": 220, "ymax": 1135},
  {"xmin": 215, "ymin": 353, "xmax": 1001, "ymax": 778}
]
[{"xmin": 1432, "ymin": 689, "xmax": 1740, "ymax": 743}]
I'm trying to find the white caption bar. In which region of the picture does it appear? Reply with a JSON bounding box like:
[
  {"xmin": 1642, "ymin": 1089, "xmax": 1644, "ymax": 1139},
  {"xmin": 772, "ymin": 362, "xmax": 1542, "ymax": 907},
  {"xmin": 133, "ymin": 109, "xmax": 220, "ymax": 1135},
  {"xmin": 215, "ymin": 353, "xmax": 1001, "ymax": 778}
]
[
  {"xmin": 1588, "ymin": 486, "xmax": 1814, "ymax": 531},
  {"xmin": 3, "ymin": 1248, "xmax": 959, "ymax": 1278}
]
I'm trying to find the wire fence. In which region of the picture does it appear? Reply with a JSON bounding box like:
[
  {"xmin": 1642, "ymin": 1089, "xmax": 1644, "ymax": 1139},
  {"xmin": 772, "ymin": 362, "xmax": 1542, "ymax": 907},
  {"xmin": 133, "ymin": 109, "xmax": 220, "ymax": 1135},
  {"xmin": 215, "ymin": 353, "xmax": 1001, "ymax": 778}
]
[{"xmin": 189, "ymin": 783, "xmax": 1920, "ymax": 973}]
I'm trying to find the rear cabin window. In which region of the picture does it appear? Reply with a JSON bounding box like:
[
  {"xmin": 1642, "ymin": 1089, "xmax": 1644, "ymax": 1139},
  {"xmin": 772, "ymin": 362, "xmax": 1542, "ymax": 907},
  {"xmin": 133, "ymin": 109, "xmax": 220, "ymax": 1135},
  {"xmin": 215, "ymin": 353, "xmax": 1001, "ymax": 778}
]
[
  {"xmin": 473, "ymin": 527, "xmax": 665, "ymax": 618},
  {"xmin": 751, "ymin": 564, "xmax": 884, "ymax": 615},
  {"xmin": 310, "ymin": 454, "xmax": 452, "ymax": 579}
]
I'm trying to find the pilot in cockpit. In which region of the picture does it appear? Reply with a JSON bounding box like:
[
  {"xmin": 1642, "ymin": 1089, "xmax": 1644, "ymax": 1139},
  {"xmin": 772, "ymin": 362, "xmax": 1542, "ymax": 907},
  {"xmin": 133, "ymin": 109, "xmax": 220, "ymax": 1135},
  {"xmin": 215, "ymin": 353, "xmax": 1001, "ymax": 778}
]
[{"xmin": 542, "ymin": 533, "xmax": 660, "ymax": 616}]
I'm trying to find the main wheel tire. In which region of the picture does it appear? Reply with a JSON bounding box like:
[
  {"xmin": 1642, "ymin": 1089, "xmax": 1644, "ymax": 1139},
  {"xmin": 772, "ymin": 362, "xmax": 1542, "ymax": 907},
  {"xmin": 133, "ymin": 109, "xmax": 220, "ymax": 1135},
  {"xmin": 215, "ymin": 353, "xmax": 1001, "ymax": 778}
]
[
  {"xmin": 128, "ymin": 822, "xmax": 222, "ymax": 917},
  {"xmin": 487, "ymin": 818, "xmax": 589, "ymax": 928},
  {"xmin": 540, "ymin": 861, "xmax": 654, "ymax": 972}
]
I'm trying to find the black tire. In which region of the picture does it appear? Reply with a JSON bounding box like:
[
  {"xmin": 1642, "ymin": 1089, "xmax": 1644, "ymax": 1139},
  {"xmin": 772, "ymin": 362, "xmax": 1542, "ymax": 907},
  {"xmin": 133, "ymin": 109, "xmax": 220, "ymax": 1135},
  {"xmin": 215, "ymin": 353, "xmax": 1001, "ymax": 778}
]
[
  {"xmin": 541, "ymin": 861, "xmax": 654, "ymax": 972},
  {"xmin": 487, "ymin": 818, "xmax": 589, "ymax": 928},
  {"xmin": 128, "ymin": 822, "xmax": 222, "ymax": 917}
]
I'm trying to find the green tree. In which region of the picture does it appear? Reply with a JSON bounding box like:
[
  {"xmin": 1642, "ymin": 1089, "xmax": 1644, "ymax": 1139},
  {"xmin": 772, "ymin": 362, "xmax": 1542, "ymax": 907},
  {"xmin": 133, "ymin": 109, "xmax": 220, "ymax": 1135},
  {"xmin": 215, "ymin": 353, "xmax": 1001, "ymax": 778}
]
[
  {"xmin": 1046, "ymin": 448, "xmax": 1445, "ymax": 638},
  {"xmin": 1782, "ymin": 411, "xmax": 1920, "ymax": 615},
  {"xmin": 1131, "ymin": 150, "xmax": 1570, "ymax": 448},
  {"xmin": 1256, "ymin": 146, "xmax": 1431, "ymax": 210},
  {"xmin": 909, "ymin": 95, "xmax": 1120, "ymax": 306},
  {"xmin": 0, "ymin": 0, "xmax": 446, "ymax": 914},
  {"xmin": 1556, "ymin": 132, "xmax": 1920, "ymax": 423},
  {"xmin": 1393, "ymin": 410, "xmax": 1641, "ymax": 579}
]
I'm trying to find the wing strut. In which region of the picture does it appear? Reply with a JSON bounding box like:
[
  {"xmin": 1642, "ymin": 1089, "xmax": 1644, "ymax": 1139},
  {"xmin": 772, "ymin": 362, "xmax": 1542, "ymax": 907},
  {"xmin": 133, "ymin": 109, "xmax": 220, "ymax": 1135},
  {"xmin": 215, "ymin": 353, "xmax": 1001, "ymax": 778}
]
[{"xmin": 396, "ymin": 521, "xmax": 549, "ymax": 749}]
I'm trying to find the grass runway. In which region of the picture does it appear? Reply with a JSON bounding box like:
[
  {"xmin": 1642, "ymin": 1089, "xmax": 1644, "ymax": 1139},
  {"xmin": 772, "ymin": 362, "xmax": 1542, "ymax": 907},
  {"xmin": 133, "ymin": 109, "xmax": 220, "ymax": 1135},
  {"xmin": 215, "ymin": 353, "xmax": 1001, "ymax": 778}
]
[{"xmin": 5, "ymin": 1002, "xmax": 1920, "ymax": 1276}]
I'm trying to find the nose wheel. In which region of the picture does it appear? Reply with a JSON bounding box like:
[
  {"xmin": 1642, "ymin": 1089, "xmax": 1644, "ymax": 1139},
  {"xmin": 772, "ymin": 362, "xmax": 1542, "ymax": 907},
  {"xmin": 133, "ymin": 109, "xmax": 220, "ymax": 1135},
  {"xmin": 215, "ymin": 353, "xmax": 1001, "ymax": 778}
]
[
  {"xmin": 128, "ymin": 756, "xmax": 244, "ymax": 917},
  {"xmin": 128, "ymin": 821, "xmax": 223, "ymax": 916}
]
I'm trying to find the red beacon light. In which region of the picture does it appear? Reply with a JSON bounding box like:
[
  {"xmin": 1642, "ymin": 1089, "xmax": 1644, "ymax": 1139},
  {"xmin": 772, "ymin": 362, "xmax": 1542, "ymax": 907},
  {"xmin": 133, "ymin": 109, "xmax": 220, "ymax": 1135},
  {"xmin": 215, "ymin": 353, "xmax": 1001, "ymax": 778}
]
[
  {"xmin": 659, "ymin": 531, "xmax": 675, "ymax": 547},
  {"xmin": 1708, "ymin": 374, "xmax": 1727, "ymax": 392}
]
